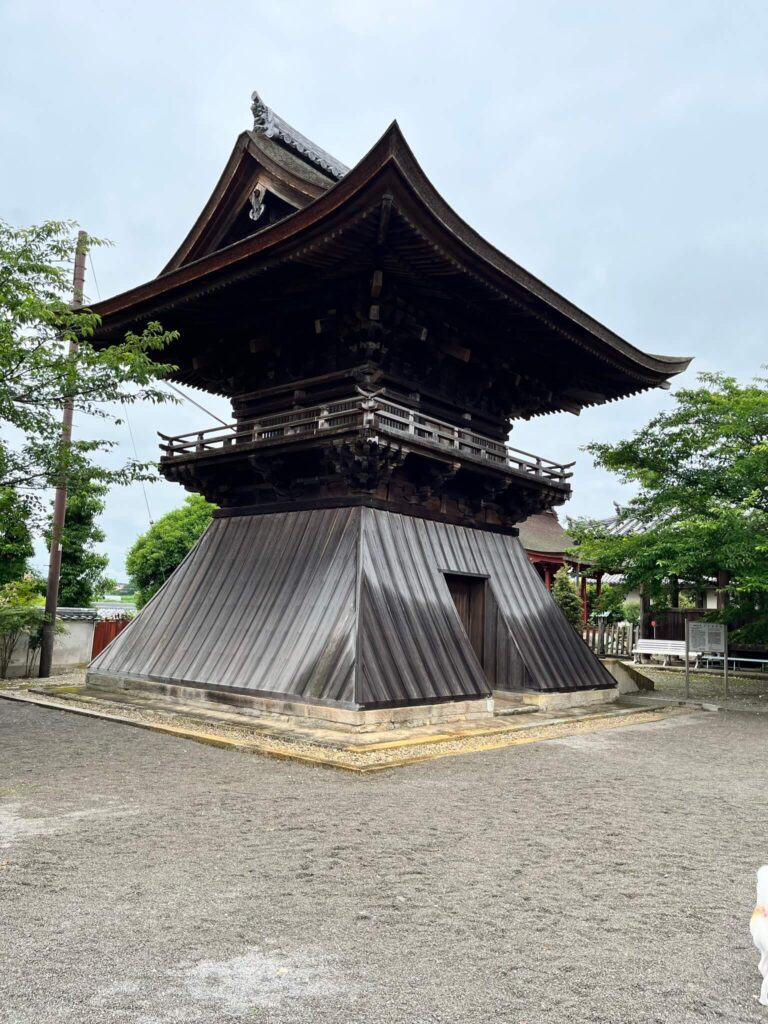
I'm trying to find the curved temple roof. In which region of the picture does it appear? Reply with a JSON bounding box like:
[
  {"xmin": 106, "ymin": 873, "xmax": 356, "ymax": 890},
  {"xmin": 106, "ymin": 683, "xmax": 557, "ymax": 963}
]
[{"xmin": 92, "ymin": 95, "xmax": 692, "ymax": 413}]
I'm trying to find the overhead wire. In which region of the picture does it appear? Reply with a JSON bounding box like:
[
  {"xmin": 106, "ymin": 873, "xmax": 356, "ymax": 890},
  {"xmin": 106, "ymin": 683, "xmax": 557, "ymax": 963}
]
[
  {"xmin": 88, "ymin": 251, "xmax": 229, "ymax": 526},
  {"xmin": 122, "ymin": 403, "xmax": 155, "ymax": 525},
  {"xmin": 164, "ymin": 381, "xmax": 230, "ymax": 427},
  {"xmin": 89, "ymin": 249, "xmax": 155, "ymax": 526}
]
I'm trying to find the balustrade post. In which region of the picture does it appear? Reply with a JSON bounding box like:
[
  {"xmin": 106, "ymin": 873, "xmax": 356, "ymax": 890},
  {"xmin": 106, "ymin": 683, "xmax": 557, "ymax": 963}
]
[{"xmin": 360, "ymin": 397, "xmax": 376, "ymax": 431}]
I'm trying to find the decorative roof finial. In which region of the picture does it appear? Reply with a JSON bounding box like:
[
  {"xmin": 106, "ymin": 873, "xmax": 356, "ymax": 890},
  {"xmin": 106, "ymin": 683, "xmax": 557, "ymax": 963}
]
[
  {"xmin": 249, "ymin": 90, "xmax": 349, "ymax": 182},
  {"xmin": 250, "ymin": 91, "xmax": 272, "ymax": 134}
]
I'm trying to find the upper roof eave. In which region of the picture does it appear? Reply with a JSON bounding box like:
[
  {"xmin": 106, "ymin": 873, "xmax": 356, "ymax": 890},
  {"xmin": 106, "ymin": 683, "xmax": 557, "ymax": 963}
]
[{"xmin": 92, "ymin": 121, "xmax": 692, "ymax": 381}]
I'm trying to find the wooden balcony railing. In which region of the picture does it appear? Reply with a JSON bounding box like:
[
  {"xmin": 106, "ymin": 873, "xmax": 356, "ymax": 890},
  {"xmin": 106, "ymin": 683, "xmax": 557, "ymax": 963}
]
[{"xmin": 159, "ymin": 394, "xmax": 574, "ymax": 486}]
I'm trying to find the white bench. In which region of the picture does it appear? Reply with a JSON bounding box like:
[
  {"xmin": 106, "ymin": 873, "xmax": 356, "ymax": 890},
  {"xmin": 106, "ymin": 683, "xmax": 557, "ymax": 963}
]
[{"xmin": 633, "ymin": 639, "xmax": 701, "ymax": 667}]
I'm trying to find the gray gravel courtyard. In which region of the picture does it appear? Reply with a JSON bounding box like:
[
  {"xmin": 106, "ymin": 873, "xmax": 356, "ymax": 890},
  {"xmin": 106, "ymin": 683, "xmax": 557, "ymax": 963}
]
[{"xmin": 1, "ymin": 700, "xmax": 767, "ymax": 1024}]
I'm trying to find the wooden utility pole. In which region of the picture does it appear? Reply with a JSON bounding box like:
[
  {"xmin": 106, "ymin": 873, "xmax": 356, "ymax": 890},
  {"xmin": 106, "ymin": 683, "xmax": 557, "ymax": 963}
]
[{"xmin": 39, "ymin": 230, "xmax": 88, "ymax": 678}]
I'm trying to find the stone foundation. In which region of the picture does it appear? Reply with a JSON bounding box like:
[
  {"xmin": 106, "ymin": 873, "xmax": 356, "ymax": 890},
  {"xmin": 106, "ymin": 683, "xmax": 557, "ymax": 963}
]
[
  {"xmin": 85, "ymin": 671, "xmax": 494, "ymax": 733},
  {"xmin": 506, "ymin": 685, "xmax": 618, "ymax": 711}
]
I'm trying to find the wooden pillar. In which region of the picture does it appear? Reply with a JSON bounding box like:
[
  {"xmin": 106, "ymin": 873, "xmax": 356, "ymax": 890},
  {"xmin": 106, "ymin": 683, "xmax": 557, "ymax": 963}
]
[
  {"xmin": 580, "ymin": 575, "xmax": 588, "ymax": 625},
  {"xmin": 640, "ymin": 585, "xmax": 652, "ymax": 640},
  {"xmin": 716, "ymin": 569, "xmax": 731, "ymax": 612},
  {"xmin": 544, "ymin": 566, "xmax": 553, "ymax": 592},
  {"xmin": 595, "ymin": 572, "xmax": 603, "ymax": 598}
]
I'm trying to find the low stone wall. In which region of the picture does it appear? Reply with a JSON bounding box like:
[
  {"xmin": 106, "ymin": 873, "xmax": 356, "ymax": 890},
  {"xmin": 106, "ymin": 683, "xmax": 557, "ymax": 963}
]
[{"xmin": 600, "ymin": 657, "xmax": 654, "ymax": 694}]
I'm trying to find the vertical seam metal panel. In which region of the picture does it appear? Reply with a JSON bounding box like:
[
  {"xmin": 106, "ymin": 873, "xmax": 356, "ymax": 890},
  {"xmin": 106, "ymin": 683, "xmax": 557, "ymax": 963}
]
[
  {"xmin": 357, "ymin": 508, "xmax": 490, "ymax": 705},
  {"xmin": 92, "ymin": 508, "xmax": 357, "ymax": 704},
  {"xmin": 93, "ymin": 507, "xmax": 612, "ymax": 706}
]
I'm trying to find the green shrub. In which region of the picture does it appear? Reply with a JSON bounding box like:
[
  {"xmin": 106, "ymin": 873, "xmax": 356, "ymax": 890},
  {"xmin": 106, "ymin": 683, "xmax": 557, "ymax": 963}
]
[
  {"xmin": 0, "ymin": 578, "xmax": 46, "ymax": 678},
  {"xmin": 552, "ymin": 567, "xmax": 583, "ymax": 631}
]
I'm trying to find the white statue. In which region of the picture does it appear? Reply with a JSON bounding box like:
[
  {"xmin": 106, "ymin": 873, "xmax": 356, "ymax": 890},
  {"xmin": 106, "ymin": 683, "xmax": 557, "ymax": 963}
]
[{"xmin": 750, "ymin": 865, "xmax": 768, "ymax": 1005}]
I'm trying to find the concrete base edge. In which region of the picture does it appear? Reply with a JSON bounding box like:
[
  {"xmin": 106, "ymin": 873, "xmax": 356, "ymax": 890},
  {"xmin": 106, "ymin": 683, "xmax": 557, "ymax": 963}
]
[
  {"xmin": 508, "ymin": 685, "xmax": 619, "ymax": 710},
  {"xmin": 85, "ymin": 671, "xmax": 495, "ymax": 732}
]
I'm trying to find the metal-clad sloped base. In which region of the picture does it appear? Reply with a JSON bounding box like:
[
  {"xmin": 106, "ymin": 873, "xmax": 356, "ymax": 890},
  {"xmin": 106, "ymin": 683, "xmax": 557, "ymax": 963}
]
[
  {"xmin": 356, "ymin": 510, "xmax": 613, "ymax": 703},
  {"xmin": 90, "ymin": 506, "xmax": 613, "ymax": 709},
  {"xmin": 90, "ymin": 508, "xmax": 359, "ymax": 704},
  {"xmin": 357, "ymin": 510, "xmax": 490, "ymax": 705}
]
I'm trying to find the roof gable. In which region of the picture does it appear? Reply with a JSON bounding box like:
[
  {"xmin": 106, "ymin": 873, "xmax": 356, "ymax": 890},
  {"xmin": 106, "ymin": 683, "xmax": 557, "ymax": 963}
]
[{"xmin": 163, "ymin": 94, "xmax": 346, "ymax": 273}]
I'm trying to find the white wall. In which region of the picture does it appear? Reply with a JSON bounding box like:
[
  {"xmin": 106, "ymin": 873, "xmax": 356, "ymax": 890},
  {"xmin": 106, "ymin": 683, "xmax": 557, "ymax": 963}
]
[{"xmin": 3, "ymin": 617, "xmax": 95, "ymax": 680}]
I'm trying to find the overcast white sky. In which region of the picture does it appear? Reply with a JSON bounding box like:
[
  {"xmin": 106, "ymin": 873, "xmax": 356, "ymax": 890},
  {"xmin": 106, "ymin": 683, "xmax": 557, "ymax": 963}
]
[{"xmin": 2, "ymin": 0, "xmax": 766, "ymax": 578}]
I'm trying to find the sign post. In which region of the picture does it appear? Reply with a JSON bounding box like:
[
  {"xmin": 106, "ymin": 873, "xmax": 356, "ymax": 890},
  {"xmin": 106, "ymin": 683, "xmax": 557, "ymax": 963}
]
[
  {"xmin": 688, "ymin": 621, "xmax": 727, "ymax": 704},
  {"xmin": 684, "ymin": 618, "xmax": 690, "ymax": 699}
]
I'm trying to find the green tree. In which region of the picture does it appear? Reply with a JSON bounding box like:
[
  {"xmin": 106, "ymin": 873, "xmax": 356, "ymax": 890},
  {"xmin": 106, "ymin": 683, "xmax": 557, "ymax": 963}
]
[
  {"xmin": 552, "ymin": 567, "xmax": 583, "ymax": 631},
  {"xmin": 0, "ymin": 487, "xmax": 34, "ymax": 585},
  {"xmin": 0, "ymin": 219, "xmax": 178, "ymax": 524},
  {"xmin": 46, "ymin": 481, "xmax": 114, "ymax": 606},
  {"xmin": 0, "ymin": 577, "xmax": 45, "ymax": 678},
  {"xmin": 622, "ymin": 601, "xmax": 641, "ymax": 625},
  {"xmin": 570, "ymin": 371, "xmax": 768, "ymax": 641},
  {"xmin": 126, "ymin": 495, "xmax": 216, "ymax": 608},
  {"xmin": 586, "ymin": 581, "xmax": 626, "ymax": 622}
]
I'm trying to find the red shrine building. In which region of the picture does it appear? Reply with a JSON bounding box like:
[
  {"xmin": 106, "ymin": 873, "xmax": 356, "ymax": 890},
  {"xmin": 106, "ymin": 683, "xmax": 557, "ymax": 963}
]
[
  {"xmin": 519, "ymin": 511, "xmax": 604, "ymax": 624},
  {"xmin": 88, "ymin": 93, "xmax": 689, "ymax": 721}
]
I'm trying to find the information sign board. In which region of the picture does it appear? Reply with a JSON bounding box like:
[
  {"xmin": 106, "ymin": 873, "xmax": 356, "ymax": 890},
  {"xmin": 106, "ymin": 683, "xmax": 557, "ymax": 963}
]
[{"xmin": 688, "ymin": 622, "xmax": 726, "ymax": 653}]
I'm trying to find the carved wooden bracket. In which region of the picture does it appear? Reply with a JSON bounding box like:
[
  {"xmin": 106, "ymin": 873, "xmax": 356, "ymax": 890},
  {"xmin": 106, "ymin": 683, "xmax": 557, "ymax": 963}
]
[{"xmin": 326, "ymin": 439, "xmax": 405, "ymax": 491}]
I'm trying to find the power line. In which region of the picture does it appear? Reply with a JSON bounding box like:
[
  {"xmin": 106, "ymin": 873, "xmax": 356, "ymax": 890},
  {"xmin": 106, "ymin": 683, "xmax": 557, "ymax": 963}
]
[
  {"xmin": 122, "ymin": 402, "xmax": 154, "ymax": 526},
  {"xmin": 89, "ymin": 249, "xmax": 153, "ymax": 525},
  {"xmin": 87, "ymin": 250, "xmax": 226, "ymax": 428},
  {"xmin": 165, "ymin": 381, "xmax": 230, "ymax": 427},
  {"xmin": 87, "ymin": 249, "xmax": 101, "ymax": 300},
  {"xmin": 88, "ymin": 250, "xmax": 222, "ymax": 523}
]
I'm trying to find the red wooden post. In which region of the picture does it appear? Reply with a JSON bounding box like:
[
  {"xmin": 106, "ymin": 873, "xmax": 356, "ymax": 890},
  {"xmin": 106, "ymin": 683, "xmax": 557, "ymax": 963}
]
[
  {"xmin": 544, "ymin": 567, "xmax": 553, "ymax": 591},
  {"xmin": 580, "ymin": 575, "xmax": 588, "ymax": 625}
]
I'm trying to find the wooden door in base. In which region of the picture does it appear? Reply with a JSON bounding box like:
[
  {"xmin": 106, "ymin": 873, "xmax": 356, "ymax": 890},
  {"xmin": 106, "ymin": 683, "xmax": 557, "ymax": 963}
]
[{"xmin": 445, "ymin": 574, "xmax": 486, "ymax": 666}]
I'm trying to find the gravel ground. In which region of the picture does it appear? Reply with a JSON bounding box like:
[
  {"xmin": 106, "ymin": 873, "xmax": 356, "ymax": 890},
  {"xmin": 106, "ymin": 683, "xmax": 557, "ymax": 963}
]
[
  {"xmin": 0, "ymin": 670, "xmax": 86, "ymax": 690},
  {"xmin": 0, "ymin": 682, "xmax": 680, "ymax": 770},
  {"xmin": 635, "ymin": 666, "xmax": 768, "ymax": 710},
  {"xmin": 1, "ymin": 701, "xmax": 767, "ymax": 1024}
]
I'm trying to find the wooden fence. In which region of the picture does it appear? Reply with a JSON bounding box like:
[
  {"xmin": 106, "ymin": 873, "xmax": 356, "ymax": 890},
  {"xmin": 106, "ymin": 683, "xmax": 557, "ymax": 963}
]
[
  {"xmin": 647, "ymin": 607, "xmax": 707, "ymax": 641},
  {"xmin": 582, "ymin": 621, "xmax": 638, "ymax": 658},
  {"xmin": 91, "ymin": 617, "xmax": 132, "ymax": 659}
]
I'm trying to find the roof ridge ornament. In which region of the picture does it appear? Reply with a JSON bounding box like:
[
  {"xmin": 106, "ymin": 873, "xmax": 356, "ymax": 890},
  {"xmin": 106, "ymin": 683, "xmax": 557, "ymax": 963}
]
[{"xmin": 250, "ymin": 91, "xmax": 349, "ymax": 182}]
